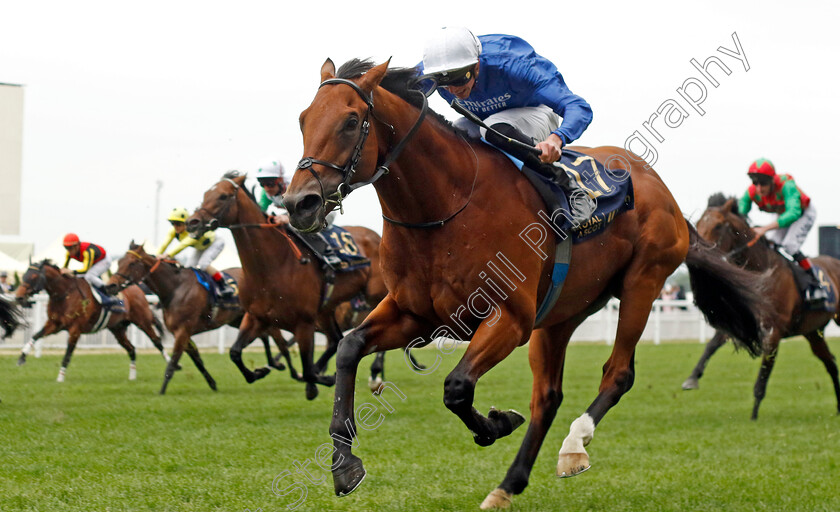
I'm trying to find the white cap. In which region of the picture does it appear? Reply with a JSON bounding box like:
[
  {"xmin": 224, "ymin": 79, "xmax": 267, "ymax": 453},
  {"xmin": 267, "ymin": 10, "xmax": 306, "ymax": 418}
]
[
  {"xmin": 256, "ymin": 160, "xmax": 284, "ymax": 180},
  {"xmin": 422, "ymin": 27, "xmax": 482, "ymax": 76}
]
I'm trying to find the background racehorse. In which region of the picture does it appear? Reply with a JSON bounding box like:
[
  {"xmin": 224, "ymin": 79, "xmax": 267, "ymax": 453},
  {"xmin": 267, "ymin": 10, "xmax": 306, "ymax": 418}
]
[
  {"xmin": 188, "ymin": 174, "xmax": 384, "ymax": 399},
  {"xmin": 681, "ymin": 193, "xmax": 840, "ymax": 419},
  {"xmin": 281, "ymin": 59, "xmax": 772, "ymax": 509},
  {"xmin": 14, "ymin": 260, "xmax": 166, "ymax": 382},
  {"xmin": 107, "ymin": 244, "xmax": 294, "ymax": 394}
]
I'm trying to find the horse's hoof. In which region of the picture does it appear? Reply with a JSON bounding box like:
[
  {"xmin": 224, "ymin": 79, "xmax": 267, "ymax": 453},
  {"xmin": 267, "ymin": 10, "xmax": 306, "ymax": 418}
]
[
  {"xmin": 368, "ymin": 376, "xmax": 383, "ymax": 394},
  {"xmin": 488, "ymin": 407, "xmax": 526, "ymax": 435},
  {"xmin": 556, "ymin": 452, "xmax": 590, "ymax": 478},
  {"xmin": 333, "ymin": 456, "xmax": 366, "ymax": 497},
  {"xmin": 306, "ymin": 383, "xmax": 318, "ymax": 400},
  {"xmin": 480, "ymin": 488, "xmax": 513, "ymax": 510},
  {"xmin": 208, "ymin": 380, "xmax": 218, "ymax": 391},
  {"xmin": 271, "ymin": 361, "xmax": 286, "ymax": 371},
  {"xmin": 16, "ymin": 355, "xmax": 26, "ymax": 366},
  {"xmin": 254, "ymin": 367, "xmax": 271, "ymax": 381},
  {"xmin": 681, "ymin": 377, "xmax": 699, "ymax": 390},
  {"xmin": 321, "ymin": 374, "xmax": 336, "ymax": 387}
]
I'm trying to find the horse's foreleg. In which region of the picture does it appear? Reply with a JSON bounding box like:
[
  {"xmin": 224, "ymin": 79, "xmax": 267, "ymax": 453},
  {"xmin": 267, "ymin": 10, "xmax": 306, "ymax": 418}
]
[
  {"xmin": 57, "ymin": 331, "xmax": 81, "ymax": 382},
  {"xmin": 751, "ymin": 330, "xmax": 781, "ymax": 420},
  {"xmin": 682, "ymin": 330, "xmax": 728, "ymax": 390},
  {"xmin": 294, "ymin": 323, "xmax": 325, "ymax": 400},
  {"xmin": 136, "ymin": 317, "xmax": 169, "ymax": 364},
  {"xmin": 443, "ymin": 314, "xmax": 529, "ymax": 448},
  {"xmin": 111, "ymin": 326, "xmax": 137, "ymax": 381},
  {"xmin": 482, "ymin": 322, "xmax": 577, "ymax": 510},
  {"xmin": 19, "ymin": 321, "xmax": 59, "ymax": 366},
  {"xmin": 259, "ymin": 335, "xmax": 285, "ymax": 371},
  {"xmin": 160, "ymin": 331, "xmax": 188, "ymax": 395},
  {"xmin": 185, "ymin": 340, "xmax": 216, "ymax": 391},
  {"xmin": 803, "ymin": 331, "xmax": 840, "ymax": 414},
  {"xmin": 230, "ymin": 314, "xmax": 268, "ymax": 383},
  {"xmin": 368, "ymin": 352, "xmax": 385, "ymax": 394},
  {"xmin": 557, "ymin": 276, "xmax": 661, "ymax": 479},
  {"xmin": 330, "ymin": 297, "xmax": 433, "ymax": 497},
  {"xmin": 314, "ymin": 314, "xmax": 342, "ymax": 374}
]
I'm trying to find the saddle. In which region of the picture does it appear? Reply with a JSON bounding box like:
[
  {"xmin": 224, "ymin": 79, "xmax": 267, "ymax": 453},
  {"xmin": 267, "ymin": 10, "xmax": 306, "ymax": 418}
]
[{"xmin": 491, "ymin": 144, "xmax": 635, "ymax": 325}]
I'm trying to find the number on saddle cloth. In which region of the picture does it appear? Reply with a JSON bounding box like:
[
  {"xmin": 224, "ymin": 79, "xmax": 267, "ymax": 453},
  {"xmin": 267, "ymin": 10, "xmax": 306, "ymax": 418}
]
[
  {"xmin": 309, "ymin": 226, "xmax": 371, "ymax": 272},
  {"xmin": 491, "ymin": 145, "xmax": 635, "ymax": 243}
]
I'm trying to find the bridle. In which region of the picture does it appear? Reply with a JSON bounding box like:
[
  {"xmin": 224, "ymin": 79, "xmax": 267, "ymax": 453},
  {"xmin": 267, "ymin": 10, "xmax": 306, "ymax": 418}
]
[
  {"xmin": 192, "ymin": 177, "xmax": 243, "ymax": 232},
  {"xmin": 111, "ymin": 250, "xmax": 164, "ymax": 291},
  {"xmin": 295, "ymin": 77, "xmax": 428, "ymax": 218}
]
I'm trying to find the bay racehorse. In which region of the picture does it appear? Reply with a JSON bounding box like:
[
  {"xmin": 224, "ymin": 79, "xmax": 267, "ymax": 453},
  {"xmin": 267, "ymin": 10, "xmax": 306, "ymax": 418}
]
[
  {"xmin": 188, "ymin": 174, "xmax": 392, "ymax": 399},
  {"xmin": 681, "ymin": 194, "xmax": 840, "ymax": 419},
  {"xmin": 107, "ymin": 243, "xmax": 295, "ymax": 394},
  {"xmin": 281, "ymin": 59, "xmax": 772, "ymax": 508},
  {"xmin": 14, "ymin": 260, "xmax": 167, "ymax": 382}
]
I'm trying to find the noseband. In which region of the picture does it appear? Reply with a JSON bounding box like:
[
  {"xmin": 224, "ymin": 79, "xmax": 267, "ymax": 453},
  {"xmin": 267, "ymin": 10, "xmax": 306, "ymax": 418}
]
[
  {"xmin": 112, "ymin": 250, "xmax": 163, "ymax": 291},
  {"xmin": 194, "ymin": 178, "xmax": 241, "ymax": 231},
  {"xmin": 296, "ymin": 77, "xmax": 428, "ymax": 215}
]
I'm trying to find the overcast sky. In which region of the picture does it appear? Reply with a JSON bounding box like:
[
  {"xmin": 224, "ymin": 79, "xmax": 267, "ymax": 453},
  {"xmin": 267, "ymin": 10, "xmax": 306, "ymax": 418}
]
[{"xmin": 2, "ymin": 0, "xmax": 838, "ymax": 259}]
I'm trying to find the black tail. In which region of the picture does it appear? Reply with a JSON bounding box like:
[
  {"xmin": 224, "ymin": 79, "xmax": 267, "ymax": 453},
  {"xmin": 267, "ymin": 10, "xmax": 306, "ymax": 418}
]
[
  {"xmin": 685, "ymin": 220, "xmax": 772, "ymax": 356},
  {"xmin": 0, "ymin": 296, "xmax": 24, "ymax": 339}
]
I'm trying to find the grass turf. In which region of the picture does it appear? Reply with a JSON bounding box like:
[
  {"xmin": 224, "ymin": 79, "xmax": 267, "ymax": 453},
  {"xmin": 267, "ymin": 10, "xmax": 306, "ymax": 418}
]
[{"xmin": 0, "ymin": 338, "xmax": 838, "ymax": 511}]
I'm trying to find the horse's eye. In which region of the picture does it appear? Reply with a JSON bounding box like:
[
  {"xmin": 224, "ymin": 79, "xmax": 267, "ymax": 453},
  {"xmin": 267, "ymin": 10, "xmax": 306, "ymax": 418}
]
[
  {"xmin": 219, "ymin": 194, "xmax": 229, "ymax": 201},
  {"xmin": 345, "ymin": 117, "xmax": 359, "ymax": 131}
]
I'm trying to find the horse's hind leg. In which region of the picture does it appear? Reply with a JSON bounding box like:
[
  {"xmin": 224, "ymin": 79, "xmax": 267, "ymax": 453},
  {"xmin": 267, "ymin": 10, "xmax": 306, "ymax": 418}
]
[
  {"xmin": 185, "ymin": 340, "xmax": 216, "ymax": 391},
  {"xmin": 268, "ymin": 327, "xmax": 302, "ymax": 381},
  {"xmin": 259, "ymin": 335, "xmax": 286, "ymax": 371},
  {"xmin": 751, "ymin": 332, "xmax": 781, "ymax": 420},
  {"xmin": 803, "ymin": 331, "xmax": 840, "ymax": 414},
  {"xmin": 682, "ymin": 330, "xmax": 728, "ymax": 390},
  {"xmin": 111, "ymin": 326, "xmax": 138, "ymax": 380},
  {"xmin": 481, "ymin": 322, "xmax": 577, "ymax": 510},
  {"xmin": 557, "ymin": 270, "xmax": 666, "ymax": 478},
  {"xmin": 57, "ymin": 331, "xmax": 81, "ymax": 382}
]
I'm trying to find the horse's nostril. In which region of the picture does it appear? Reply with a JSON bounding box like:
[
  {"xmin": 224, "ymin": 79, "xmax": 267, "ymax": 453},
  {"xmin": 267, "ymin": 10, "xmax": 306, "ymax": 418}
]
[{"xmin": 299, "ymin": 194, "xmax": 322, "ymax": 215}]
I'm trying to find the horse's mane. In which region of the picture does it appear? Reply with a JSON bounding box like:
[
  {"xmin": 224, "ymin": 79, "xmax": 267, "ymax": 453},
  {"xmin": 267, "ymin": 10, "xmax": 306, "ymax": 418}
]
[
  {"xmin": 707, "ymin": 192, "xmax": 743, "ymax": 218},
  {"xmin": 222, "ymin": 170, "xmax": 262, "ymax": 205},
  {"xmin": 38, "ymin": 258, "xmax": 59, "ymax": 271},
  {"xmin": 336, "ymin": 58, "xmax": 460, "ymax": 134}
]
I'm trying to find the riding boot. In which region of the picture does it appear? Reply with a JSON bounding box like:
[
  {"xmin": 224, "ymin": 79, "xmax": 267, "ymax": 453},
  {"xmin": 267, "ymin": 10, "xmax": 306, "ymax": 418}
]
[
  {"xmin": 96, "ymin": 286, "xmax": 126, "ymax": 313},
  {"xmin": 485, "ymin": 123, "xmax": 595, "ymax": 224},
  {"xmin": 793, "ymin": 253, "xmax": 828, "ymax": 303}
]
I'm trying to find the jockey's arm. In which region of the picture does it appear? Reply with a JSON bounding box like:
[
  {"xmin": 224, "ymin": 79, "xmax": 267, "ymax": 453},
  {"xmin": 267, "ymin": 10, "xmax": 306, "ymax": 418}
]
[
  {"xmin": 737, "ymin": 190, "xmax": 753, "ymax": 216},
  {"xmin": 166, "ymin": 236, "xmax": 198, "ymax": 257},
  {"xmin": 157, "ymin": 228, "xmax": 177, "ymax": 255},
  {"xmin": 777, "ymin": 180, "xmax": 803, "ymax": 228},
  {"xmin": 77, "ymin": 247, "xmax": 94, "ymax": 273}
]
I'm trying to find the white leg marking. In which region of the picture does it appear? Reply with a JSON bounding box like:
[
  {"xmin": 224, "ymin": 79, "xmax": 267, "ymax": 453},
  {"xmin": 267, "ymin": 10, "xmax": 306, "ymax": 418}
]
[{"xmin": 559, "ymin": 413, "xmax": 595, "ymax": 455}]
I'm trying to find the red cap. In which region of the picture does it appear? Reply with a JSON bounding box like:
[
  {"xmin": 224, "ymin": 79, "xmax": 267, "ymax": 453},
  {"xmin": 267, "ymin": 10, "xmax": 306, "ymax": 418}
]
[
  {"xmin": 747, "ymin": 158, "xmax": 775, "ymax": 177},
  {"xmin": 63, "ymin": 233, "xmax": 80, "ymax": 247}
]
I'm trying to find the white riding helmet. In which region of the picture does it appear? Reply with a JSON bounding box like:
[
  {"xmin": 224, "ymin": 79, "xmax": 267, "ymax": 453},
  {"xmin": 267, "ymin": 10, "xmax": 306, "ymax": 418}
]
[
  {"xmin": 256, "ymin": 160, "xmax": 284, "ymax": 180},
  {"xmin": 422, "ymin": 27, "xmax": 482, "ymax": 76}
]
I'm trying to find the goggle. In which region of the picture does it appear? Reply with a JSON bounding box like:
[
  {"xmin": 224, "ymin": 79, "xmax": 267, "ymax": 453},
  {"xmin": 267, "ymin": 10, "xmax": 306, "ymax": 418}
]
[
  {"xmin": 170, "ymin": 221, "xmax": 185, "ymax": 227},
  {"xmin": 437, "ymin": 65, "xmax": 476, "ymax": 88},
  {"xmin": 259, "ymin": 178, "xmax": 286, "ymax": 190},
  {"xmin": 750, "ymin": 176, "xmax": 772, "ymax": 186}
]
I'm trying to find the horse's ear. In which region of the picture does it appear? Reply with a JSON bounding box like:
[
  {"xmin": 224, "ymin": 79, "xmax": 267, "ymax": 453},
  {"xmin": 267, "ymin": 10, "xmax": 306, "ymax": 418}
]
[
  {"xmin": 321, "ymin": 58, "xmax": 336, "ymax": 82},
  {"xmin": 723, "ymin": 198, "xmax": 737, "ymax": 214},
  {"xmin": 358, "ymin": 58, "xmax": 391, "ymax": 92}
]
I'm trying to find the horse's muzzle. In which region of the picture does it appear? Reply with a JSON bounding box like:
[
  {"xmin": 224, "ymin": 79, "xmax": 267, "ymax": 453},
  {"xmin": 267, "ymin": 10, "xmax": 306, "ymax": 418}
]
[{"xmin": 285, "ymin": 192, "xmax": 325, "ymax": 233}]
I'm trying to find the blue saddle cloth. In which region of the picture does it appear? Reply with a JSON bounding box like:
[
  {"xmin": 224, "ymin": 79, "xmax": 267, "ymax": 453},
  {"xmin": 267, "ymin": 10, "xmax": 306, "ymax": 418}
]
[
  {"xmin": 322, "ymin": 226, "xmax": 371, "ymax": 272},
  {"xmin": 192, "ymin": 269, "xmax": 239, "ymax": 306},
  {"xmin": 492, "ymin": 144, "xmax": 635, "ymax": 243}
]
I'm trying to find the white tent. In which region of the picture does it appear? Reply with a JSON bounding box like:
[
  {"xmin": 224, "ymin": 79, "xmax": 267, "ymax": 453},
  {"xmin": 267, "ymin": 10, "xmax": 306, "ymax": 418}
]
[{"xmin": 0, "ymin": 249, "xmax": 28, "ymax": 274}]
